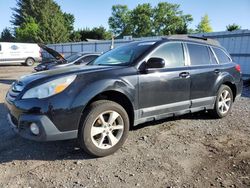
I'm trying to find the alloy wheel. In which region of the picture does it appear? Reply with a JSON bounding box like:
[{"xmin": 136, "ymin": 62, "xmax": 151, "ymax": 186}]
[
  {"xmin": 218, "ymin": 90, "xmax": 232, "ymax": 114},
  {"xmin": 90, "ymin": 110, "xmax": 124, "ymax": 149}
]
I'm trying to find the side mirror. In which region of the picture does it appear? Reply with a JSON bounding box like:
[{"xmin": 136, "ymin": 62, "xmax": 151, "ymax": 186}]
[{"xmin": 146, "ymin": 58, "xmax": 165, "ymax": 69}]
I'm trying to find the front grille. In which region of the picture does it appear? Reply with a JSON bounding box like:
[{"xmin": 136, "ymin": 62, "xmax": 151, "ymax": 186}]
[{"xmin": 7, "ymin": 81, "xmax": 24, "ymax": 102}]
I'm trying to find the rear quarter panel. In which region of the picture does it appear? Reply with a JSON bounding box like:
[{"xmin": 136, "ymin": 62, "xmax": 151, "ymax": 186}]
[{"xmin": 212, "ymin": 62, "xmax": 241, "ymax": 96}]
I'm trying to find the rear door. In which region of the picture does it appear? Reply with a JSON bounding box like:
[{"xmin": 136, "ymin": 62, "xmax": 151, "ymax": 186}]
[
  {"xmin": 138, "ymin": 42, "xmax": 191, "ymax": 117},
  {"xmin": 186, "ymin": 43, "xmax": 220, "ymax": 108}
]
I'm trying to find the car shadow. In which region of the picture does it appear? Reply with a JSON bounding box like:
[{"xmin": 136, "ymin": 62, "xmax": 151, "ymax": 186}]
[
  {"xmin": 242, "ymin": 81, "xmax": 250, "ymax": 98},
  {"xmin": 0, "ymin": 103, "xmax": 93, "ymax": 164},
  {"xmin": 0, "ymin": 79, "xmax": 16, "ymax": 85},
  {"xmin": 0, "ymin": 64, "xmax": 24, "ymax": 67}
]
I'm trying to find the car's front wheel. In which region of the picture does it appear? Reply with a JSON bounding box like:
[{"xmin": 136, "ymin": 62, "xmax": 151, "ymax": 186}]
[
  {"xmin": 78, "ymin": 100, "xmax": 129, "ymax": 157},
  {"xmin": 212, "ymin": 84, "xmax": 233, "ymax": 118}
]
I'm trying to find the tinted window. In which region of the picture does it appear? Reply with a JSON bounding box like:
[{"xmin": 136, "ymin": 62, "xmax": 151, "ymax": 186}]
[
  {"xmin": 213, "ymin": 47, "xmax": 231, "ymax": 64},
  {"xmin": 0, "ymin": 45, "xmax": 1, "ymax": 51},
  {"xmin": 66, "ymin": 53, "xmax": 82, "ymax": 62},
  {"xmin": 81, "ymin": 55, "xmax": 98, "ymax": 63},
  {"xmin": 150, "ymin": 43, "xmax": 185, "ymax": 68},
  {"xmin": 92, "ymin": 42, "xmax": 154, "ymax": 66},
  {"xmin": 187, "ymin": 43, "xmax": 210, "ymax": 65},
  {"xmin": 209, "ymin": 48, "xmax": 218, "ymax": 64}
]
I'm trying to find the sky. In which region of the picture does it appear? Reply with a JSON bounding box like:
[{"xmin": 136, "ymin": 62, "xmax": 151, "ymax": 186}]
[{"xmin": 0, "ymin": 0, "xmax": 250, "ymax": 33}]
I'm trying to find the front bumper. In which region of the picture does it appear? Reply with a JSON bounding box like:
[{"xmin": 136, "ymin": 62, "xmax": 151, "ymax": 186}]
[{"xmin": 7, "ymin": 112, "xmax": 78, "ymax": 141}]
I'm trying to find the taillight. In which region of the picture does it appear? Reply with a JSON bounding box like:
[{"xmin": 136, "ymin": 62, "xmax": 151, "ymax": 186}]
[{"xmin": 235, "ymin": 64, "xmax": 241, "ymax": 72}]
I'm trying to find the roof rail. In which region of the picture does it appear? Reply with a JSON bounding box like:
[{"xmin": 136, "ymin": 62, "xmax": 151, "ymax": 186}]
[
  {"xmin": 161, "ymin": 34, "xmax": 221, "ymax": 47},
  {"xmin": 188, "ymin": 35, "xmax": 207, "ymax": 40}
]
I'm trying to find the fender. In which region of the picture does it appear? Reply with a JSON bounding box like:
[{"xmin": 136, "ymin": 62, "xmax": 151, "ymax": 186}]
[
  {"xmin": 70, "ymin": 76, "xmax": 137, "ymax": 125},
  {"xmin": 213, "ymin": 71, "xmax": 235, "ymax": 96}
]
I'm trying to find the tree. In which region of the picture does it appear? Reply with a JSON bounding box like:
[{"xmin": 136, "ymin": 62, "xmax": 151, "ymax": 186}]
[
  {"xmin": 196, "ymin": 14, "xmax": 213, "ymax": 33},
  {"xmin": 226, "ymin": 24, "xmax": 241, "ymax": 31},
  {"xmin": 108, "ymin": 5, "xmax": 132, "ymax": 36},
  {"xmin": 108, "ymin": 2, "xmax": 193, "ymax": 38},
  {"xmin": 0, "ymin": 28, "xmax": 15, "ymax": 42},
  {"xmin": 15, "ymin": 17, "xmax": 39, "ymax": 42},
  {"xmin": 91, "ymin": 26, "xmax": 112, "ymax": 40},
  {"xmin": 130, "ymin": 3, "xmax": 153, "ymax": 37},
  {"xmin": 70, "ymin": 30, "xmax": 82, "ymax": 42},
  {"xmin": 70, "ymin": 26, "xmax": 112, "ymax": 42},
  {"xmin": 153, "ymin": 2, "xmax": 193, "ymax": 35},
  {"xmin": 11, "ymin": 0, "xmax": 74, "ymax": 43},
  {"xmin": 177, "ymin": 14, "xmax": 193, "ymax": 34},
  {"xmin": 63, "ymin": 13, "xmax": 75, "ymax": 33}
]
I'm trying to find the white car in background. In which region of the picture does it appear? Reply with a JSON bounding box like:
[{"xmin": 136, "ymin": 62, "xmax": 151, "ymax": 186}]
[{"xmin": 0, "ymin": 42, "xmax": 41, "ymax": 66}]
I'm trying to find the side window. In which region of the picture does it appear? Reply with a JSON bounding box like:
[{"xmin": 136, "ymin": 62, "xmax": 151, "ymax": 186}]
[
  {"xmin": 82, "ymin": 55, "xmax": 98, "ymax": 63},
  {"xmin": 150, "ymin": 43, "xmax": 185, "ymax": 68},
  {"xmin": 208, "ymin": 47, "xmax": 218, "ymax": 64},
  {"xmin": 212, "ymin": 47, "xmax": 231, "ymax": 64},
  {"xmin": 0, "ymin": 45, "xmax": 1, "ymax": 51},
  {"xmin": 187, "ymin": 43, "xmax": 210, "ymax": 66}
]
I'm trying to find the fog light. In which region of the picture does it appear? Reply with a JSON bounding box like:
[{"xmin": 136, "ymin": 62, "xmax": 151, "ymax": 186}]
[{"xmin": 30, "ymin": 123, "xmax": 39, "ymax": 135}]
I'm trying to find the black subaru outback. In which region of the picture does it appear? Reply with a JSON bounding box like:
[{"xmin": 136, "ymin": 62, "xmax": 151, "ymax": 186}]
[{"xmin": 5, "ymin": 35, "xmax": 243, "ymax": 157}]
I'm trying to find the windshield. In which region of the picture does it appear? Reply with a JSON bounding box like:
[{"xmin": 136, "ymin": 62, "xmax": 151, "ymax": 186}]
[
  {"xmin": 65, "ymin": 53, "xmax": 82, "ymax": 63},
  {"xmin": 91, "ymin": 42, "xmax": 154, "ymax": 66}
]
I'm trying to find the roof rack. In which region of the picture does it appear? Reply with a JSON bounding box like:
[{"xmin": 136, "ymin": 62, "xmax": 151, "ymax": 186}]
[
  {"xmin": 162, "ymin": 34, "xmax": 221, "ymax": 47},
  {"xmin": 188, "ymin": 35, "xmax": 207, "ymax": 40}
]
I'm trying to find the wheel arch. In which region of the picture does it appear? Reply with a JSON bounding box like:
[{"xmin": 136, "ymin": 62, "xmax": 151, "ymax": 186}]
[
  {"xmin": 79, "ymin": 90, "xmax": 135, "ymax": 130},
  {"xmin": 221, "ymin": 82, "xmax": 237, "ymax": 101},
  {"xmin": 25, "ymin": 57, "xmax": 35, "ymax": 62},
  {"xmin": 215, "ymin": 73, "xmax": 237, "ymax": 101}
]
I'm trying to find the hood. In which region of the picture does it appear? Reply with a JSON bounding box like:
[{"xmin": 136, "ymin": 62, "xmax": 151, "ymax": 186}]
[
  {"xmin": 18, "ymin": 65, "xmax": 122, "ymax": 87},
  {"xmin": 39, "ymin": 44, "xmax": 66, "ymax": 61}
]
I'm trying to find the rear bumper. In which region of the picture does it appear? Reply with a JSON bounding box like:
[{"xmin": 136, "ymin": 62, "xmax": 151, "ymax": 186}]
[{"xmin": 7, "ymin": 113, "xmax": 78, "ymax": 141}]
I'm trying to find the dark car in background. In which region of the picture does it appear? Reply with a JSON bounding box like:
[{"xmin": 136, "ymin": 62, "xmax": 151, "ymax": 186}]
[
  {"xmin": 5, "ymin": 35, "xmax": 243, "ymax": 157},
  {"xmin": 34, "ymin": 44, "xmax": 100, "ymax": 71}
]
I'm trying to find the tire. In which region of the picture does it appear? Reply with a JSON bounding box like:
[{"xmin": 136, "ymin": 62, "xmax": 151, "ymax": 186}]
[
  {"xmin": 78, "ymin": 100, "xmax": 129, "ymax": 157},
  {"xmin": 211, "ymin": 85, "xmax": 233, "ymax": 118},
  {"xmin": 25, "ymin": 58, "xmax": 35, "ymax": 66}
]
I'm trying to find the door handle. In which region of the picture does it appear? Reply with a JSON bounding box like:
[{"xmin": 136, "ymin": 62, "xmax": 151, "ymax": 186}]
[
  {"xmin": 179, "ymin": 72, "xmax": 190, "ymax": 78},
  {"xmin": 214, "ymin": 69, "xmax": 220, "ymax": 74}
]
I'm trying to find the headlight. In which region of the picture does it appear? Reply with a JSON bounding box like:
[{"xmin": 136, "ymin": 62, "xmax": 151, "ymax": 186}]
[{"xmin": 22, "ymin": 75, "xmax": 76, "ymax": 99}]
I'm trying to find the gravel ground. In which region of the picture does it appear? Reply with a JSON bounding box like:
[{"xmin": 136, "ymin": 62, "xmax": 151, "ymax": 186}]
[{"xmin": 0, "ymin": 65, "xmax": 249, "ymax": 188}]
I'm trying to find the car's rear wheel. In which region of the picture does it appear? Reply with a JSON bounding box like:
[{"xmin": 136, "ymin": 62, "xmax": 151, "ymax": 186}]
[
  {"xmin": 212, "ymin": 85, "xmax": 233, "ymax": 118},
  {"xmin": 78, "ymin": 100, "xmax": 129, "ymax": 157},
  {"xmin": 25, "ymin": 58, "xmax": 35, "ymax": 66}
]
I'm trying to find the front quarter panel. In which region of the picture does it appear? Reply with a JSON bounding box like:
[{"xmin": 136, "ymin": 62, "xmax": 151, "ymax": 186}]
[{"xmin": 71, "ymin": 66, "xmax": 138, "ymax": 129}]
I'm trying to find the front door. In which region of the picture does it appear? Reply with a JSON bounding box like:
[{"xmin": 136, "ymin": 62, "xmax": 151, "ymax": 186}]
[{"xmin": 138, "ymin": 42, "xmax": 190, "ymax": 118}]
